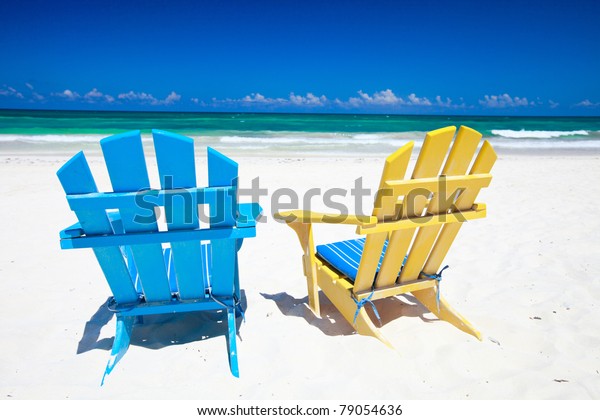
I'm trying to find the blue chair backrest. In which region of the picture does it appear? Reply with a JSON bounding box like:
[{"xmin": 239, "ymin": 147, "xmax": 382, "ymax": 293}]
[{"xmin": 57, "ymin": 129, "xmax": 241, "ymax": 305}]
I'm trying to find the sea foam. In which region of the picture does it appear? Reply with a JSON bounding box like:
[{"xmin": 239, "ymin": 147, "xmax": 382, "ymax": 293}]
[{"xmin": 491, "ymin": 129, "xmax": 589, "ymax": 139}]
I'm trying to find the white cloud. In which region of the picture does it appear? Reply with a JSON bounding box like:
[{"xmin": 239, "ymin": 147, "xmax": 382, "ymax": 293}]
[
  {"xmin": 241, "ymin": 93, "xmax": 269, "ymax": 103},
  {"xmin": 164, "ymin": 91, "xmax": 181, "ymax": 104},
  {"xmin": 339, "ymin": 89, "xmax": 442, "ymax": 108},
  {"xmin": 407, "ymin": 93, "xmax": 432, "ymax": 106},
  {"xmin": 575, "ymin": 99, "xmax": 599, "ymax": 107},
  {"xmin": 117, "ymin": 90, "xmax": 181, "ymax": 105},
  {"xmin": 51, "ymin": 87, "xmax": 113, "ymax": 103},
  {"xmin": 548, "ymin": 100, "xmax": 559, "ymax": 109},
  {"xmin": 352, "ymin": 89, "xmax": 404, "ymax": 106},
  {"xmin": 225, "ymin": 92, "xmax": 328, "ymax": 107},
  {"xmin": 25, "ymin": 83, "xmax": 34, "ymax": 90},
  {"xmin": 84, "ymin": 88, "xmax": 104, "ymax": 101},
  {"xmin": 208, "ymin": 89, "xmax": 463, "ymax": 110},
  {"xmin": 289, "ymin": 92, "xmax": 328, "ymax": 106},
  {"xmin": 0, "ymin": 86, "xmax": 25, "ymax": 99},
  {"xmin": 52, "ymin": 89, "xmax": 81, "ymax": 100},
  {"xmin": 235, "ymin": 93, "xmax": 286, "ymax": 104},
  {"xmin": 479, "ymin": 93, "xmax": 531, "ymax": 108},
  {"xmin": 118, "ymin": 90, "xmax": 157, "ymax": 103},
  {"xmin": 216, "ymin": 92, "xmax": 316, "ymax": 106}
]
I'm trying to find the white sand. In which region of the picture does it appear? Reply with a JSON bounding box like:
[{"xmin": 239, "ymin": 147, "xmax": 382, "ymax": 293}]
[{"xmin": 1, "ymin": 146, "xmax": 600, "ymax": 400}]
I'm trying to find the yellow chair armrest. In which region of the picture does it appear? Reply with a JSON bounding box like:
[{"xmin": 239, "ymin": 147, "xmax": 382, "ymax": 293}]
[
  {"xmin": 357, "ymin": 202, "xmax": 487, "ymax": 234},
  {"xmin": 274, "ymin": 210, "xmax": 377, "ymax": 226}
]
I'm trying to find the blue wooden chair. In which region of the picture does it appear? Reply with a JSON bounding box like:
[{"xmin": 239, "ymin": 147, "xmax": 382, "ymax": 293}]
[{"xmin": 57, "ymin": 129, "xmax": 261, "ymax": 384}]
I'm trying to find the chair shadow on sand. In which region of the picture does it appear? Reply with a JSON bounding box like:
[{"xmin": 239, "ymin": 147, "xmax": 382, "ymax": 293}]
[
  {"xmin": 77, "ymin": 290, "xmax": 247, "ymax": 355},
  {"xmin": 261, "ymin": 291, "xmax": 433, "ymax": 338}
]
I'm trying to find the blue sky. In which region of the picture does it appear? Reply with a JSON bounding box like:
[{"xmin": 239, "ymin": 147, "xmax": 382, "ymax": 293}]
[{"xmin": 1, "ymin": 0, "xmax": 599, "ymax": 115}]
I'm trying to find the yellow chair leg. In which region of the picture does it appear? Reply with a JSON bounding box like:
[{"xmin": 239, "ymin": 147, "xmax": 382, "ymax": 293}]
[
  {"xmin": 287, "ymin": 221, "xmax": 321, "ymax": 317},
  {"xmin": 353, "ymin": 306, "xmax": 394, "ymax": 349},
  {"xmin": 317, "ymin": 272, "xmax": 393, "ymax": 348},
  {"xmin": 304, "ymin": 257, "xmax": 321, "ymax": 317},
  {"xmin": 412, "ymin": 287, "xmax": 482, "ymax": 340}
]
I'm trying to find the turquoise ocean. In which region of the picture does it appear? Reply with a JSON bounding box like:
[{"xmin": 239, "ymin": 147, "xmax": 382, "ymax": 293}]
[{"xmin": 1, "ymin": 109, "xmax": 600, "ymax": 155}]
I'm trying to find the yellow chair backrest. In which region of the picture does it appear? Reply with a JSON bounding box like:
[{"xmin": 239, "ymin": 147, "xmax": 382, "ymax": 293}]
[{"xmin": 352, "ymin": 126, "xmax": 497, "ymax": 294}]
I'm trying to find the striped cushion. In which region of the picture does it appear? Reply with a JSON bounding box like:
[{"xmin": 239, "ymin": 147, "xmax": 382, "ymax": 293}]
[{"xmin": 316, "ymin": 238, "xmax": 389, "ymax": 282}]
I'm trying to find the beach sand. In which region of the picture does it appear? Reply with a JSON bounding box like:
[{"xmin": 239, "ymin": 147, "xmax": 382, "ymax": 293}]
[{"xmin": 1, "ymin": 145, "xmax": 600, "ymax": 400}]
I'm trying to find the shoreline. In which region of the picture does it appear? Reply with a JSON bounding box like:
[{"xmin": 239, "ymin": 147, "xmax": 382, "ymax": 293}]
[{"xmin": 3, "ymin": 140, "xmax": 600, "ymax": 158}]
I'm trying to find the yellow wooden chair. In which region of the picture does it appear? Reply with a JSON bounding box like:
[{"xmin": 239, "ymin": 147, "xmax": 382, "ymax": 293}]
[{"xmin": 274, "ymin": 126, "xmax": 496, "ymax": 347}]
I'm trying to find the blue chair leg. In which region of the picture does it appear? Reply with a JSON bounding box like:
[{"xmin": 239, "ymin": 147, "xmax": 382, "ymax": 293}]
[
  {"xmin": 226, "ymin": 307, "xmax": 239, "ymax": 378},
  {"xmin": 101, "ymin": 314, "xmax": 134, "ymax": 385},
  {"xmin": 233, "ymin": 258, "xmax": 244, "ymax": 320}
]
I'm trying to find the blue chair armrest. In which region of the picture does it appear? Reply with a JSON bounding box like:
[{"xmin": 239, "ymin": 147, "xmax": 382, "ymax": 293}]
[
  {"xmin": 237, "ymin": 202, "xmax": 262, "ymax": 228},
  {"xmin": 60, "ymin": 222, "xmax": 85, "ymax": 239}
]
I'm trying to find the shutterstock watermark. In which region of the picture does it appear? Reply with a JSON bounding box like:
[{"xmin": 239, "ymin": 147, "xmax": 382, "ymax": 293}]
[{"xmin": 130, "ymin": 175, "xmax": 469, "ymax": 226}]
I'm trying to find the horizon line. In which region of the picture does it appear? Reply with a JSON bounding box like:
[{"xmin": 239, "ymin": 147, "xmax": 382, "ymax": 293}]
[{"xmin": 1, "ymin": 107, "xmax": 599, "ymax": 119}]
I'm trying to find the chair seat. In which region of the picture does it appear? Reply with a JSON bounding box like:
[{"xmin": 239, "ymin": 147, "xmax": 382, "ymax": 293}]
[{"xmin": 316, "ymin": 238, "xmax": 389, "ymax": 282}]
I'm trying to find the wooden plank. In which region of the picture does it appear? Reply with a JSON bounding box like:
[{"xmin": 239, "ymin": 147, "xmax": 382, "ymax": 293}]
[
  {"xmin": 101, "ymin": 131, "xmax": 151, "ymax": 193},
  {"xmin": 401, "ymin": 126, "xmax": 482, "ymax": 281},
  {"xmin": 441, "ymin": 126, "xmax": 482, "ymax": 177},
  {"xmin": 101, "ymin": 131, "xmax": 171, "ymax": 303},
  {"xmin": 355, "ymin": 279, "xmax": 438, "ymax": 301},
  {"xmin": 455, "ymin": 140, "xmax": 497, "ymax": 210},
  {"xmin": 153, "ymin": 130, "xmax": 206, "ymax": 300},
  {"xmin": 60, "ymin": 225, "xmax": 256, "ymax": 249},
  {"xmin": 208, "ymin": 147, "xmax": 237, "ymax": 228},
  {"xmin": 371, "ymin": 143, "xmax": 415, "ymax": 288},
  {"xmin": 384, "ymin": 174, "xmax": 492, "ymax": 203},
  {"xmin": 206, "ymin": 147, "xmax": 238, "ymax": 298},
  {"xmin": 66, "ymin": 186, "xmax": 235, "ymax": 212},
  {"xmin": 209, "ymin": 239, "xmax": 236, "ymax": 296},
  {"xmin": 352, "ymin": 232, "xmax": 387, "ymax": 293},
  {"xmin": 288, "ymin": 221, "xmax": 321, "ymax": 315},
  {"xmin": 412, "ymin": 126, "xmax": 456, "ymax": 179},
  {"xmin": 57, "ymin": 151, "xmax": 138, "ymax": 304},
  {"xmin": 357, "ymin": 207, "xmax": 487, "ymax": 234},
  {"xmin": 374, "ymin": 126, "xmax": 455, "ymax": 285},
  {"xmin": 153, "ymin": 129, "xmax": 197, "ymax": 189},
  {"xmin": 372, "ymin": 142, "xmax": 414, "ymax": 220},
  {"xmin": 422, "ymin": 140, "xmax": 497, "ymax": 273}
]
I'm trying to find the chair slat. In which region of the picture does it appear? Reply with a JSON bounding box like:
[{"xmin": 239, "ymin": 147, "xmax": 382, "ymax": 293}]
[
  {"xmin": 154, "ymin": 130, "xmax": 206, "ymax": 299},
  {"xmin": 208, "ymin": 147, "xmax": 238, "ymax": 188},
  {"xmin": 400, "ymin": 126, "xmax": 481, "ymax": 282},
  {"xmin": 153, "ymin": 129, "xmax": 197, "ymax": 188},
  {"xmin": 455, "ymin": 141, "xmax": 497, "ymax": 210},
  {"xmin": 422, "ymin": 140, "xmax": 497, "ymax": 273},
  {"xmin": 57, "ymin": 152, "xmax": 138, "ymax": 303},
  {"xmin": 441, "ymin": 126, "xmax": 482, "ymax": 177},
  {"xmin": 206, "ymin": 147, "xmax": 238, "ymax": 297},
  {"xmin": 412, "ymin": 126, "xmax": 456, "ymax": 179},
  {"xmin": 376, "ymin": 126, "xmax": 454, "ymax": 286},
  {"xmin": 367, "ymin": 143, "xmax": 414, "ymax": 289},
  {"xmin": 208, "ymin": 147, "xmax": 238, "ymax": 228},
  {"xmin": 372, "ymin": 142, "xmax": 414, "ymax": 220},
  {"xmin": 101, "ymin": 131, "xmax": 151, "ymax": 193},
  {"xmin": 101, "ymin": 131, "xmax": 171, "ymax": 302},
  {"xmin": 210, "ymin": 239, "xmax": 236, "ymax": 296}
]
